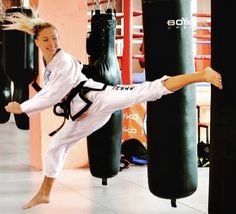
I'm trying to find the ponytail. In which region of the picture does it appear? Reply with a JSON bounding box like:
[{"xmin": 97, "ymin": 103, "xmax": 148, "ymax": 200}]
[{"xmin": 1, "ymin": 9, "xmax": 56, "ymax": 38}]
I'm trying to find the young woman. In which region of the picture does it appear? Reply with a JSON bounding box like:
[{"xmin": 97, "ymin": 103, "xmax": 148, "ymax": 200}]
[{"xmin": 2, "ymin": 12, "xmax": 223, "ymax": 209}]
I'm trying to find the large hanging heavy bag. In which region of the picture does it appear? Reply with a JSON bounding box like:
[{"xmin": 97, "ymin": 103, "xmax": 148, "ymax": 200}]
[
  {"xmin": 209, "ymin": 1, "xmax": 235, "ymax": 213},
  {"xmin": 3, "ymin": 7, "xmax": 38, "ymax": 129},
  {"xmin": 142, "ymin": 0, "xmax": 197, "ymax": 206},
  {"xmin": 83, "ymin": 9, "xmax": 122, "ymax": 185},
  {"xmin": 0, "ymin": 22, "xmax": 11, "ymax": 123}
]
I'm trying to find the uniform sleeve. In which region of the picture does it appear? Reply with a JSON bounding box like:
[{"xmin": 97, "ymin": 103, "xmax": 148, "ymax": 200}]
[
  {"xmin": 159, "ymin": 75, "xmax": 174, "ymax": 95},
  {"xmin": 20, "ymin": 59, "xmax": 79, "ymax": 116}
]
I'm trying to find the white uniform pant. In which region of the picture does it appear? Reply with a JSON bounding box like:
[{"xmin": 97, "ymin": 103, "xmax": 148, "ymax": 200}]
[{"xmin": 43, "ymin": 76, "xmax": 172, "ymax": 178}]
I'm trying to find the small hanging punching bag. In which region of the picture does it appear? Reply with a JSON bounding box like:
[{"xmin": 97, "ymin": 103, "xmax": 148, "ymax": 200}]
[
  {"xmin": 83, "ymin": 8, "xmax": 122, "ymax": 185},
  {"xmin": 3, "ymin": 7, "xmax": 38, "ymax": 129},
  {"xmin": 0, "ymin": 22, "xmax": 11, "ymax": 123},
  {"xmin": 209, "ymin": 1, "xmax": 235, "ymax": 213},
  {"xmin": 142, "ymin": 0, "xmax": 197, "ymax": 206}
]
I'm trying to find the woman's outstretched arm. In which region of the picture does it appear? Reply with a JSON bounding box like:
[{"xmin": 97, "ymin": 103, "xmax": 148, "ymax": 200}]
[{"xmin": 163, "ymin": 66, "xmax": 223, "ymax": 92}]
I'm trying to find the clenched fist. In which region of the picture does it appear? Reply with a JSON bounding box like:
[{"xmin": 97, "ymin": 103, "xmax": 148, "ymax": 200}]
[{"xmin": 5, "ymin": 101, "xmax": 23, "ymax": 114}]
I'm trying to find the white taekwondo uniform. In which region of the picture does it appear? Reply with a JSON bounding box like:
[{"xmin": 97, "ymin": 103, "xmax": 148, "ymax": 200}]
[{"xmin": 20, "ymin": 49, "xmax": 172, "ymax": 178}]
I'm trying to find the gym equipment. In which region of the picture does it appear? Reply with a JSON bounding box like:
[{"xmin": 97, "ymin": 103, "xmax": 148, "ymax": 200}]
[
  {"xmin": 83, "ymin": 6, "xmax": 122, "ymax": 185},
  {"xmin": 0, "ymin": 22, "xmax": 11, "ymax": 123},
  {"xmin": 142, "ymin": 0, "xmax": 197, "ymax": 207},
  {"xmin": 209, "ymin": 1, "xmax": 236, "ymax": 213},
  {"xmin": 3, "ymin": 7, "xmax": 38, "ymax": 129}
]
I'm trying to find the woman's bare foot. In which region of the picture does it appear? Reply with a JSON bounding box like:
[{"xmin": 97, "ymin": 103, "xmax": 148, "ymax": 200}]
[
  {"xmin": 203, "ymin": 66, "xmax": 223, "ymax": 89},
  {"xmin": 22, "ymin": 193, "xmax": 50, "ymax": 209},
  {"xmin": 23, "ymin": 176, "xmax": 55, "ymax": 209}
]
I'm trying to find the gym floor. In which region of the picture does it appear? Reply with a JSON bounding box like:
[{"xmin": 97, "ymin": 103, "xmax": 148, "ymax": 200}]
[{"xmin": 0, "ymin": 116, "xmax": 209, "ymax": 214}]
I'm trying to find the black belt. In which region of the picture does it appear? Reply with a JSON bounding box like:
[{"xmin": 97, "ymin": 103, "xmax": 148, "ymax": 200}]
[
  {"xmin": 31, "ymin": 81, "xmax": 42, "ymax": 92},
  {"xmin": 49, "ymin": 81, "xmax": 107, "ymax": 136}
]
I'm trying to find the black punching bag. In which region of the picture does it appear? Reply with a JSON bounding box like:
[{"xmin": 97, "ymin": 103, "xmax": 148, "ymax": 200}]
[
  {"xmin": 84, "ymin": 9, "xmax": 122, "ymax": 185},
  {"xmin": 209, "ymin": 1, "xmax": 235, "ymax": 213},
  {"xmin": 3, "ymin": 7, "xmax": 38, "ymax": 129},
  {"xmin": 142, "ymin": 0, "xmax": 197, "ymax": 206},
  {"xmin": 0, "ymin": 22, "xmax": 11, "ymax": 123}
]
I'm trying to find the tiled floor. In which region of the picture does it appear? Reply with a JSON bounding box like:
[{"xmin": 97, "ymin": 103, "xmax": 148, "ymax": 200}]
[{"xmin": 0, "ymin": 116, "xmax": 209, "ymax": 214}]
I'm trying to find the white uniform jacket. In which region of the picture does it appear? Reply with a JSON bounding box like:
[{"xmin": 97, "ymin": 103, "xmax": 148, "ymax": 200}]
[{"xmin": 20, "ymin": 49, "xmax": 104, "ymax": 118}]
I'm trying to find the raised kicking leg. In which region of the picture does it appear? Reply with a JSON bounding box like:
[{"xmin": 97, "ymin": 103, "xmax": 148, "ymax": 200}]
[{"xmin": 163, "ymin": 66, "xmax": 223, "ymax": 92}]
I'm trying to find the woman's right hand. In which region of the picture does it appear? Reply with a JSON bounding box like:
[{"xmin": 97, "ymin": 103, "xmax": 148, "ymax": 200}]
[{"xmin": 5, "ymin": 101, "xmax": 23, "ymax": 114}]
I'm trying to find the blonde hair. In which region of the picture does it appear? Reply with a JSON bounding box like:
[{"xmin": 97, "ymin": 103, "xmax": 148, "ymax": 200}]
[{"xmin": 2, "ymin": 9, "xmax": 57, "ymax": 38}]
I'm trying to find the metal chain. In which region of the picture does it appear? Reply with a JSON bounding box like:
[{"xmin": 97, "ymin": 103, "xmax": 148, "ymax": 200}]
[
  {"xmin": 95, "ymin": 0, "xmax": 101, "ymax": 10},
  {"xmin": 113, "ymin": 0, "xmax": 116, "ymax": 16},
  {"xmin": 105, "ymin": 0, "xmax": 112, "ymax": 10},
  {"xmin": 0, "ymin": 0, "xmax": 4, "ymax": 19},
  {"xmin": 105, "ymin": 0, "xmax": 116, "ymax": 16},
  {"xmin": 113, "ymin": 0, "xmax": 116, "ymax": 11}
]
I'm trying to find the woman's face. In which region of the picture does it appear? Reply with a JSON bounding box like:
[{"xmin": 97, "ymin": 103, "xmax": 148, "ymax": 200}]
[{"xmin": 35, "ymin": 26, "xmax": 59, "ymax": 59}]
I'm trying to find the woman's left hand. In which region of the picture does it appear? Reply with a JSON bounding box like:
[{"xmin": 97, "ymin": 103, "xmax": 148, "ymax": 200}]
[{"xmin": 5, "ymin": 101, "xmax": 23, "ymax": 114}]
